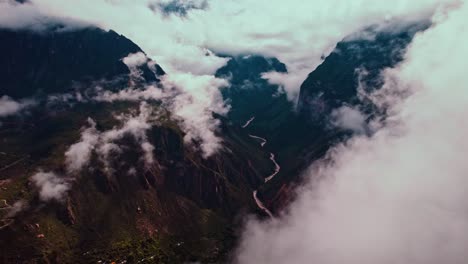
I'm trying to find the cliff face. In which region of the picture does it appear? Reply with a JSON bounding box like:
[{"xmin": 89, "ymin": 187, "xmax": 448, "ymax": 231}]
[
  {"xmin": 0, "ymin": 103, "xmax": 272, "ymax": 263},
  {"xmin": 215, "ymin": 55, "xmax": 294, "ymax": 134},
  {"xmin": 0, "ymin": 27, "xmax": 164, "ymax": 99},
  {"xmin": 0, "ymin": 28, "xmax": 272, "ymax": 263},
  {"xmin": 297, "ymin": 22, "xmax": 429, "ymax": 121},
  {"xmin": 259, "ymin": 22, "xmax": 431, "ymax": 213}
]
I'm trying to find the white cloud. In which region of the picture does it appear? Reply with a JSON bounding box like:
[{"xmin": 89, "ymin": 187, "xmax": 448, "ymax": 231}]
[
  {"xmin": 1, "ymin": 0, "xmax": 452, "ymax": 157},
  {"xmin": 160, "ymin": 73, "xmax": 229, "ymax": 157},
  {"xmin": 122, "ymin": 52, "xmax": 149, "ymax": 80},
  {"xmin": 122, "ymin": 52, "xmax": 148, "ymax": 68},
  {"xmin": 65, "ymin": 118, "xmax": 99, "ymax": 173},
  {"xmin": 93, "ymin": 84, "xmax": 169, "ymax": 102},
  {"xmin": 31, "ymin": 171, "xmax": 69, "ymax": 202},
  {"xmin": 62, "ymin": 101, "xmax": 158, "ymax": 176},
  {"xmin": 261, "ymin": 70, "xmax": 309, "ymax": 102},
  {"xmin": 0, "ymin": 96, "xmax": 35, "ymax": 117},
  {"xmin": 141, "ymin": 141, "xmax": 155, "ymax": 166},
  {"xmin": 331, "ymin": 105, "xmax": 367, "ymax": 134},
  {"xmin": 0, "ymin": 1, "xmax": 89, "ymax": 31},
  {"xmin": 95, "ymin": 102, "xmax": 157, "ymax": 170},
  {"xmin": 101, "ymin": 102, "xmax": 153, "ymax": 143},
  {"xmin": 92, "ymin": 73, "xmax": 229, "ymax": 157},
  {"xmin": 107, "ymin": 102, "xmax": 157, "ymax": 167},
  {"xmin": 95, "ymin": 141, "xmax": 121, "ymax": 174},
  {"xmin": 5, "ymin": 200, "xmax": 27, "ymax": 218},
  {"xmin": 0, "ymin": 0, "xmax": 450, "ymax": 102},
  {"xmin": 235, "ymin": 2, "xmax": 468, "ymax": 263}
]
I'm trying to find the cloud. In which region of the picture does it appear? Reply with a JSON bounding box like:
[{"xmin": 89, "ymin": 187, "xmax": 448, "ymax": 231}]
[
  {"xmin": 31, "ymin": 171, "xmax": 69, "ymax": 202},
  {"xmin": 122, "ymin": 51, "xmax": 149, "ymax": 81},
  {"xmin": 141, "ymin": 141, "xmax": 155, "ymax": 166},
  {"xmin": 92, "ymin": 73, "xmax": 229, "ymax": 157},
  {"xmin": 0, "ymin": 0, "xmax": 89, "ymax": 31},
  {"xmin": 0, "ymin": 95, "xmax": 35, "ymax": 117},
  {"xmin": 150, "ymin": 0, "xmax": 208, "ymax": 17},
  {"xmin": 5, "ymin": 200, "xmax": 27, "ymax": 218},
  {"xmin": 62, "ymin": 101, "xmax": 158, "ymax": 176},
  {"xmin": 64, "ymin": 118, "xmax": 99, "ymax": 173},
  {"xmin": 160, "ymin": 73, "xmax": 229, "ymax": 157},
  {"xmin": 261, "ymin": 69, "xmax": 311, "ymax": 102},
  {"xmin": 1, "ymin": 0, "xmax": 450, "ymax": 158},
  {"xmin": 93, "ymin": 84, "xmax": 169, "ymax": 102},
  {"xmin": 99, "ymin": 101, "xmax": 156, "ymax": 168},
  {"xmin": 122, "ymin": 52, "xmax": 148, "ymax": 68},
  {"xmin": 331, "ymin": 105, "xmax": 367, "ymax": 134},
  {"xmin": 0, "ymin": 0, "xmax": 449, "ymax": 102},
  {"xmin": 235, "ymin": 2, "xmax": 468, "ymax": 263}
]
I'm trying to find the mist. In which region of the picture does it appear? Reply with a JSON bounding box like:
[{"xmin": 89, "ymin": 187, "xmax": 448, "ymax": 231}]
[
  {"xmin": 235, "ymin": 1, "xmax": 468, "ymax": 263},
  {"xmin": 0, "ymin": 95, "xmax": 35, "ymax": 117},
  {"xmin": 1, "ymin": 0, "xmax": 447, "ymax": 101},
  {"xmin": 0, "ymin": 0, "xmax": 452, "ymax": 158}
]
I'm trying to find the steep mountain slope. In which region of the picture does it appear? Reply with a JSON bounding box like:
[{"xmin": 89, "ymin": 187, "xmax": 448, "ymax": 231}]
[
  {"xmin": 298, "ymin": 22, "xmax": 430, "ymax": 120},
  {"xmin": 215, "ymin": 55, "xmax": 290, "ymax": 130},
  {"xmin": 257, "ymin": 21, "xmax": 431, "ymax": 212},
  {"xmin": 0, "ymin": 27, "xmax": 164, "ymax": 99},
  {"xmin": 0, "ymin": 28, "xmax": 273, "ymax": 263}
]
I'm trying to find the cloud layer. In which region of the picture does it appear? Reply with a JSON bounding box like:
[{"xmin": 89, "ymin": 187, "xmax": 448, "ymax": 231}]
[
  {"xmin": 1, "ymin": 0, "xmax": 453, "ymax": 157},
  {"xmin": 1, "ymin": 0, "xmax": 448, "ymax": 101},
  {"xmin": 235, "ymin": 2, "xmax": 468, "ymax": 263}
]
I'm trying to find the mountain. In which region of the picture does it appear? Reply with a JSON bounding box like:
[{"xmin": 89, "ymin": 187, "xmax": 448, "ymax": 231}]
[
  {"xmin": 0, "ymin": 20, "xmax": 432, "ymax": 263},
  {"xmin": 215, "ymin": 55, "xmax": 294, "ymax": 133},
  {"xmin": 298, "ymin": 22, "xmax": 430, "ymax": 120},
  {"xmin": 256, "ymin": 21, "xmax": 431, "ymax": 213},
  {"xmin": 0, "ymin": 27, "xmax": 164, "ymax": 99},
  {"xmin": 0, "ymin": 27, "xmax": 274, "ymax": 263}
]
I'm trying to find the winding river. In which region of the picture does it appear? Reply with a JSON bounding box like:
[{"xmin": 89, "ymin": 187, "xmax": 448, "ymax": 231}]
[{"xmin": 242, "ymin": 116, "xmax": 280, "ymax": 217}]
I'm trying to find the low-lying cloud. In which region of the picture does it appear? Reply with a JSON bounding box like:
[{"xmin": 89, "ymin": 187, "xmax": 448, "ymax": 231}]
[
  {"xmin": 36, "ymin": 101, "xmax": 159, "ymax": 202},
  {"xmin": 1, "ymin": 0, "xmax": 452, "ymax": 158},
  {"xmin": 93, "ymin": 68, "xmax": 229, "ymax": 157},
  {"xmin": 331, "ymin": 105, "xmax": 368, "ymax": 134},
  {"xmin": 64, "ymin": 102, "xmax": 157, "ymax": 175},
  {"xmin": 0, "ymin": 95, "xmax": 35, "ymax": 117},
  {"xmin": 0, "ymin": 0, "xmax": 448, "ymax": 102},
  {"xmin": 160, "ymin": 73, "xmax": 229, "ymax": 157},
  {"xmin": 65, "ymin": 118, "xmax": 99, "ymax": 174},
  {"xmin": 99, "ymin": 101, "xmax": 156, "ymax": 169},
  {"xmin": 235, "ymin": 2, "xmax": 468, "ymax": 263},
  {"xmin": 31, "ymin": 171, "xmax": 69, "ymax": 202},
  {"xmin": 5, "ymin": 200, "xmax": 27, "ymax": 218}
]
